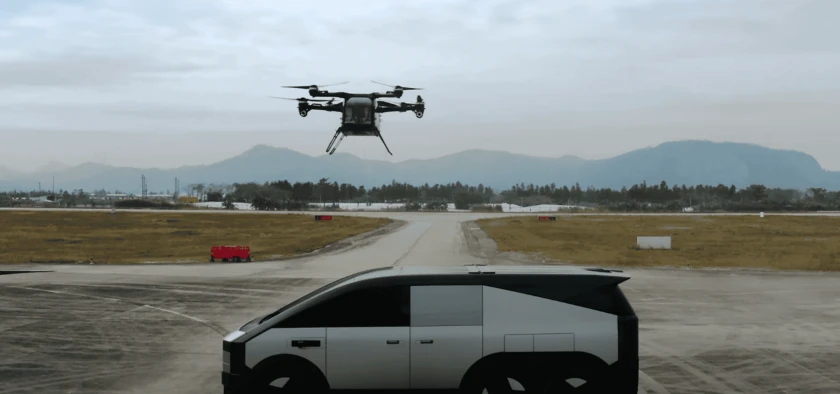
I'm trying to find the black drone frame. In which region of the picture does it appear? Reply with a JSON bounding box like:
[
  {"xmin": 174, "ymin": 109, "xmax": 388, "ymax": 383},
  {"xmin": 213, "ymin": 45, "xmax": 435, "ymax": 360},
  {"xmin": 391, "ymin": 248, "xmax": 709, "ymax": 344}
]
[{"xmin": 273, "ymin": 81, "xmax": 425, "ymax": 155}]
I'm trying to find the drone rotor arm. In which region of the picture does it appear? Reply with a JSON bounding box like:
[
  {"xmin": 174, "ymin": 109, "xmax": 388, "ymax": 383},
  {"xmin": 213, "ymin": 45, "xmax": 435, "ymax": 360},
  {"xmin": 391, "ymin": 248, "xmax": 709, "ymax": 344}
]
[
  {"xmin": 283, "ymin": 82, "xmax": 348, "ymax": 90},
  {"xmin": 371, "ymin": 80, "xmax": 424, "ymax": 91},
  {"xmin": 268, "ymin": 96, "xmax": 332, "ymax": 102}
]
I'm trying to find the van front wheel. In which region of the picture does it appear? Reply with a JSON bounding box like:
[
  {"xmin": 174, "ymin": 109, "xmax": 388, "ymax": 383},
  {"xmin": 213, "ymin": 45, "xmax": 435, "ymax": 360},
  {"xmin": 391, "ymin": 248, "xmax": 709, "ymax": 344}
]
[
  {"xmin": 538, "ymin": 366, "xmax": 602, "ymax": 393},
  {"xmin": 246, "ymin": 357, "xmax": 328, "ymax": 394}
]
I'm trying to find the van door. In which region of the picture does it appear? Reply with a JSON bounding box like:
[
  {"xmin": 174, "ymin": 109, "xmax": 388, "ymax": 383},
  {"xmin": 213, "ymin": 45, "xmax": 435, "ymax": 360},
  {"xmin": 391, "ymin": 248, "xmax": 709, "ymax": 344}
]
[
  {"xmin": 410, "ymin": 285, "xmax": 484, "ymax": 389},
  {"xmin": 325, "ymin": 285, "xmax": 411, "ymax": 390}
]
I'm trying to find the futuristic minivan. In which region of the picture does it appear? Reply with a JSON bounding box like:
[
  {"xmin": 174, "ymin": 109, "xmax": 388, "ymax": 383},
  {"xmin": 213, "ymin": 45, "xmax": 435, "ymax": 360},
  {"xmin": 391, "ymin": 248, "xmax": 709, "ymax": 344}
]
[{"xmin": 222, "ymin": 265, "xmax": 638, "ymax": 393}]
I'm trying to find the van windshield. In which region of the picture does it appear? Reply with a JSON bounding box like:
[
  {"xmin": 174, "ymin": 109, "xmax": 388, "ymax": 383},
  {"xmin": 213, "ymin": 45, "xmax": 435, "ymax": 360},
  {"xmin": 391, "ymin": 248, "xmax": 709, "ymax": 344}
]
[{"xmin": 256, "ymin": 273, "xmax": 360, "ymax": 325}]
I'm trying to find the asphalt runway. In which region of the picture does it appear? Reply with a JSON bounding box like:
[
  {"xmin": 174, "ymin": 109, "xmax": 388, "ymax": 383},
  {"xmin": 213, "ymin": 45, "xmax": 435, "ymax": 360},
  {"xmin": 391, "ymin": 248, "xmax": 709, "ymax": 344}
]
[{"xmin": 1, "ymin": 211, "xmax": 839, "ymax": 393}]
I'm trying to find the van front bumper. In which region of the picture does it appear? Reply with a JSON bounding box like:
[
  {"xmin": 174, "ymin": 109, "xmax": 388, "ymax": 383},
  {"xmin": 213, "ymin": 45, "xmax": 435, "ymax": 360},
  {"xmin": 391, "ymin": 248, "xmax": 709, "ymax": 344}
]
[{"xmin": 221, "ymin": 371, "xmax": 245, "ymax": 393}]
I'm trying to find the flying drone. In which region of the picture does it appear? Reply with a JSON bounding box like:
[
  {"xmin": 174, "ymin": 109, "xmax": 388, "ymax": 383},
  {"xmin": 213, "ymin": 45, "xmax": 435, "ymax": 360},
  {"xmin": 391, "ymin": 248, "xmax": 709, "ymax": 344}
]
[{"xmin": 270, "ymin": 81, "xmax": 425, "ymax": 155}]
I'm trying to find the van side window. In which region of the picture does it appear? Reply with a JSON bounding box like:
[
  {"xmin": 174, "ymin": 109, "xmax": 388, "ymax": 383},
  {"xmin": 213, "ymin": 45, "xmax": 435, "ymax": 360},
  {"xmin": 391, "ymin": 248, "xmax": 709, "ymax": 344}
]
[
  {"xmin": 410, "ymin": 285, "xmax": 483, "ymax": 327},
  {"xmin": 275, "ymin": 285, "xmax": 409, "ymax": 328},
  {"xmin": 491, "ymin": 282, "xmax": 632, "ymax": 316}
]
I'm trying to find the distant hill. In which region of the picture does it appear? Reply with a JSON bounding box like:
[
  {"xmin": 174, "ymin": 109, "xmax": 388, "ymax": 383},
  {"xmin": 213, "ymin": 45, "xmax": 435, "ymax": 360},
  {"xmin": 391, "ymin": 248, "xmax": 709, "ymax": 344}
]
[
  {"xmin": 37, "ymin": 161, "xmax": 70, "ymax": 173},
  {"xmin": 2, "ymin": 140, "xmax": 839, "ymax": 193}
]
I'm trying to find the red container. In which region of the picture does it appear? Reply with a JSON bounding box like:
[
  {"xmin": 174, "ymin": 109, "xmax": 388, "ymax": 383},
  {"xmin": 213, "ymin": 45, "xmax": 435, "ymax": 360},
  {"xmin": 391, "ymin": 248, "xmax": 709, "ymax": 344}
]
[
  {"xmin": 315, "ymin": 215, "xmax": 333, "ymax": 221},
  {"xmin": 211, "ymin": 245, "xmax": 251, "ymax": 262}
]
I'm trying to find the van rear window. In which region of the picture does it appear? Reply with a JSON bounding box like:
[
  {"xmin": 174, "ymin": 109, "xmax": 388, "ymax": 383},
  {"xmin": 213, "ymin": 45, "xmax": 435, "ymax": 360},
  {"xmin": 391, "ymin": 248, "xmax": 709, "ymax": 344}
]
[{"xmin": 489, "ymin": 282, "xmax": 635, "ymax": 316}]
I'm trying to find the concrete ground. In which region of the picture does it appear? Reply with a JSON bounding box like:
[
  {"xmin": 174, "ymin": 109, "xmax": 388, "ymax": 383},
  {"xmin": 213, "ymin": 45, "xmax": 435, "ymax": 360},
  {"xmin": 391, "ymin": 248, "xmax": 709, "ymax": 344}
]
[{"xmin": 1, "ymin": 211, "xmax": 839, "ymax": 394}]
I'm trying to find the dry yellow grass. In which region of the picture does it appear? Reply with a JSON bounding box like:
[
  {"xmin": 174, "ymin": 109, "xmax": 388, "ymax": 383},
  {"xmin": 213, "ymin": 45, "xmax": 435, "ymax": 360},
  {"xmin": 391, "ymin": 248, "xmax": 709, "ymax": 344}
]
[
  {"xmin": 477, "ymin": 215, "xmax": 840, "ymax": 271},
  {"xmin": 0, "ymin": 211, "xmax": 390, "ymax": 264}
]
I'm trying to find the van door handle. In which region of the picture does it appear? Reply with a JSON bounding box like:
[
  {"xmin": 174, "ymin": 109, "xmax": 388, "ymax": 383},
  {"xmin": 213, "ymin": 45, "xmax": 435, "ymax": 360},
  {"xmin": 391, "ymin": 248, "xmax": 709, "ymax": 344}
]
[
  {"xmin": 386, "ymin": 340, "xmax": 401, "ymax": 344},
  {"xmin": 291, "ymin": 340, "xmax": 320, "ymax": 348},
  {"xmin": 418, "ymin": 340, "xmax": 434, "ymax": 344}
]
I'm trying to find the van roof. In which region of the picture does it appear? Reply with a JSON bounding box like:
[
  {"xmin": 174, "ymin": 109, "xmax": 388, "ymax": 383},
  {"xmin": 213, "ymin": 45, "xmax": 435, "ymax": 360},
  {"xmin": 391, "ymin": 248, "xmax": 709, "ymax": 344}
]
[{"xmin": 350, "ymin": 264, "xmax": 629, "ymax": 283}]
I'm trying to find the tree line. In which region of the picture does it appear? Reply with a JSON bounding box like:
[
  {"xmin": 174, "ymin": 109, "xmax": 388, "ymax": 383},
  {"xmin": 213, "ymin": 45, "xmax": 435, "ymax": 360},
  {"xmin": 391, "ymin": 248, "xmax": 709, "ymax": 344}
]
[
  {"xmin": 216, "ymin": 179, "xmax": 498, "ymax": 210},
  {"xmin": 209, "ymin": 179, "xmax": 840, "ymax": 212},
  {"xmin": 2, "ymin": 179, "xmax": 840, "ymax": 212}
]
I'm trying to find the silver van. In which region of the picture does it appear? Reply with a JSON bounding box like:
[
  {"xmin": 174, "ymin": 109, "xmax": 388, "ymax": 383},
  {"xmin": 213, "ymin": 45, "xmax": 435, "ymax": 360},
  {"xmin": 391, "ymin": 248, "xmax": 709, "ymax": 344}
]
[{"xmin": 222, "ymin": 265, "xmax": 638, "ymax": 393}]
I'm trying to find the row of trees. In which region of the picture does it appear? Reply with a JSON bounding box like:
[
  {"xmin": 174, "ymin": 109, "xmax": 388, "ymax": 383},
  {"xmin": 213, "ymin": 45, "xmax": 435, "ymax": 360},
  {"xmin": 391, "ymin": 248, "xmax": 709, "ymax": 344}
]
[
  {"xmin": 499, "ymin": 181, "xmax": 840, "ymax": 211},
  {"xmin": 0, "ymin": 189, "xmax": 108, "ymax": 208},
  {"xmin": 212, "ymin": 179, "xmax": 840, "ymax": 212},
  {"xmin": 219, "ymin": 179, "xmax": 497, "ymax": 210},
  {"xmin": 3, "ymin": 179, "xmax": 840, "ymax": 211}
]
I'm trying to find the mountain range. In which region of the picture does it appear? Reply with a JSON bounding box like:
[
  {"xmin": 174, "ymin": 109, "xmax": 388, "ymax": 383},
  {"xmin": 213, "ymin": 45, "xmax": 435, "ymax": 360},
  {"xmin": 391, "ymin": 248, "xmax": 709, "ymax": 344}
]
[{"xmin": 2, "ymin": 140, "xmax": 839, "ymax": 193}]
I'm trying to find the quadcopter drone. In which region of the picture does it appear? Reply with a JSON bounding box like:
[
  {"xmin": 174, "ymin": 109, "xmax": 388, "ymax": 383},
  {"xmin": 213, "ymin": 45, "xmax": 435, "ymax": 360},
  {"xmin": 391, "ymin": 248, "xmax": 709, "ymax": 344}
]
[{"xmin": 271, "ymin": 81, "xmax": 425, "ymax": 155}]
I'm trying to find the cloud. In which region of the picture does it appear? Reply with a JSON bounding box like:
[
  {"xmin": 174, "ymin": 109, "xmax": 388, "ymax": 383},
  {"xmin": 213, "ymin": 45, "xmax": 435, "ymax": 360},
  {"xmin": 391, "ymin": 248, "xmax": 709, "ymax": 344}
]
[
  {"xmin": 1, "ymin": 0, "xmax": 840, "ymax": 170},
  {"xmin": 0, "ymin": 54, "xmax": 206, "ymax": 88}
]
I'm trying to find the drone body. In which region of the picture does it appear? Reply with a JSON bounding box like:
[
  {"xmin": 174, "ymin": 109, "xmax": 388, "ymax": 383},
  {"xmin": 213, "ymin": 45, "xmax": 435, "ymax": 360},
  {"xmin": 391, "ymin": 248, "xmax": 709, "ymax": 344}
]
[{"xmin": 271, "ymin": 81, "xmax": 425, "ymax": 155}]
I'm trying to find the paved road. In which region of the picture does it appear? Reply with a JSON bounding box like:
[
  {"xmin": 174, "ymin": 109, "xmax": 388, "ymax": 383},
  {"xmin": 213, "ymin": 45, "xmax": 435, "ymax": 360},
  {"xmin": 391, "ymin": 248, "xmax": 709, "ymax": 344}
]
[{"xmin": 1, "ymin": 212, "xmax": 839, "ymax": 393}]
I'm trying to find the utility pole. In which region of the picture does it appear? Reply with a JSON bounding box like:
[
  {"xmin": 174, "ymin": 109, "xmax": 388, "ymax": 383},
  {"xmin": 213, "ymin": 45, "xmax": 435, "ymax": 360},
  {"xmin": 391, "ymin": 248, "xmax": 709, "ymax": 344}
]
[
  {"xmin": 174, "ymin": 177, "xmax": 179, "ymax": 203},
  {"xmin": 52, "ymin": 176, "xmax": 54, "ymax": 199},
  {"xmin": 141, "ymin": 174, "xmax": 148, "ymax": 199}
]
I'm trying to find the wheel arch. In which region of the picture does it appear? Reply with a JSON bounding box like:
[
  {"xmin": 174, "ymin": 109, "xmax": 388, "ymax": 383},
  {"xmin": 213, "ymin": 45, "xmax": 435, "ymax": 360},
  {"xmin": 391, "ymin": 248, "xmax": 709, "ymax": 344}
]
[
  {"xmin": 458, "ymin": 351, "xmax": 610, "ymax": 389},
  {"xmin": 248, "ymin": 353, "xmax": 330, "ymax": 390}
]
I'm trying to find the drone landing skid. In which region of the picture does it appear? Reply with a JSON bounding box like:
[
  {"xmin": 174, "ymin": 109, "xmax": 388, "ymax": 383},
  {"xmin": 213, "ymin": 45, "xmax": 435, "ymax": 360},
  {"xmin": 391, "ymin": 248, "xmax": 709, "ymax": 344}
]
[
  {"xmin": 326, "ymin": 130, "xmax": 345, "ymax": 155},
  {"xmin": 330, "ymin": 134, "xmax": 344, "ymax": 155},
  {"xmin": 326, "ymin": 131, "xmax": 340, "ymax": 153},
  {"xmin": 377, "ymin": 133, "xmax": 393, "ymax": 156},
  {"xmin": 325, "ymin": 129, "xmax": 392, "ymax": 156}
]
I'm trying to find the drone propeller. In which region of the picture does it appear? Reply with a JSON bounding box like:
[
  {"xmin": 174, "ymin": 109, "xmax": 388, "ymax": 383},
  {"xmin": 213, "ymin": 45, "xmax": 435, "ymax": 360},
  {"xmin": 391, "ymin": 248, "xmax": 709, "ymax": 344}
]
[
  {"xmin": 371, "ymin": 80, "xmax": 423, "ymax": 91},
  {"xmin": 268, "ymin": 96, "xmax": 332, "ymax": 102},
  {"xmin": 282, "ymin": 82, "xmax": 348, "ymax": 90}
]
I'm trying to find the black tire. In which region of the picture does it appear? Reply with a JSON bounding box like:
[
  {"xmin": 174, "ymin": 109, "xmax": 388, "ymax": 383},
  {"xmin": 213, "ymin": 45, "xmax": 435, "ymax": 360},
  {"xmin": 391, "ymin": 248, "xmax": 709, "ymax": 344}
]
[
  {"xmin": 246, "ymin": 256, "xmax": 252, "ymax": 262},
  {"xmin": 210, "ymin": 256, "xmax": 215, "ymax": 262},
  {"xmin": 539, "ymin": 365, "xmax": 603, "ymax": 394},
  {"xmin": 246, "ymin": 357, "xmax": 328, "ymax": 394},
  {"xmin": 233, "ymin": 256, "xmax": 241, "ymax": 263},
  {"xmin": 461, "ymin": 363, "xmax": 541, "ymax": 394}
]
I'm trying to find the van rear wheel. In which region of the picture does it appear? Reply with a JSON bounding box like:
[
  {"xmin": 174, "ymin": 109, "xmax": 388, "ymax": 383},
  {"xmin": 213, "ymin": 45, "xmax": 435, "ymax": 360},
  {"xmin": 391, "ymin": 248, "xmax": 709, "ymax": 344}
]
[{"xmin": 539, "ymin": 366, "xmax": 602, "ymax": 393}]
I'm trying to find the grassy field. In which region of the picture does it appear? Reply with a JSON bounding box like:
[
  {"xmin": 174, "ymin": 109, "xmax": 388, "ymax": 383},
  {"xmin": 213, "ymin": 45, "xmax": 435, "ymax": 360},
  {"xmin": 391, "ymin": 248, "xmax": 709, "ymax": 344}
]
[
  {"xmin": 477, "ymin": 215, "xmax": 840, "ymax": 271},
  {"xmin": 0, "ymin": 211, "xmax": 390, "ymax": 264}
]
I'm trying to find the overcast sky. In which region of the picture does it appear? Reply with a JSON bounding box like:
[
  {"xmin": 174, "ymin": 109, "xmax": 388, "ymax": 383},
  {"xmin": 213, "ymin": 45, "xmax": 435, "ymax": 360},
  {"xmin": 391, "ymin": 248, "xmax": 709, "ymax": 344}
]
[{"xmin": 1, "ymin": 0, "xmax": 839, "ymax": 172}]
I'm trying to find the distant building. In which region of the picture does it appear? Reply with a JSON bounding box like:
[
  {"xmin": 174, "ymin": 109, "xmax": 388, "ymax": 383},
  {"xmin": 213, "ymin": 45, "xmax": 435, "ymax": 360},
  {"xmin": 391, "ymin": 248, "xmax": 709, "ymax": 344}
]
[{"xmin": 31, "ymin": 195, "xmax": 55, "ymax": 203}]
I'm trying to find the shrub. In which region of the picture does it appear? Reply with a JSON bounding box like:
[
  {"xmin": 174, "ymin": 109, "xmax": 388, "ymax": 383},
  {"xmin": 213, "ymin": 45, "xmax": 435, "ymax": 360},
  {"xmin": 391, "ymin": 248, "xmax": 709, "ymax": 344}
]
[{"xmin": 114, "ymin": 199, "xmax": 177, "ymax": 209}]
